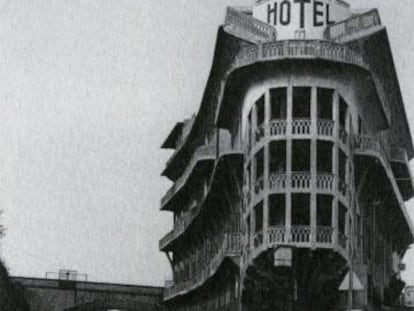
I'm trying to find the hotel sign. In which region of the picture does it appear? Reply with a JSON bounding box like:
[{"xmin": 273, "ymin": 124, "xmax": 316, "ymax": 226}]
[{"xmin": 253, "ymin": 0, "xmax": 351, "ymax": 40}]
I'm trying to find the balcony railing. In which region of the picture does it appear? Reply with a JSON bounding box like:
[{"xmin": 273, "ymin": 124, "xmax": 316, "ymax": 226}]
[
  {"xmin": 390, "ymin": 147, "xmax": 409, "ymax": 164},
  {"xmin": 269, "ymin": 119, "xmax": 287, "ymax": 136},
  {"xmin": 257, "ymin": 226, "xmax": 340, "ymax": 249},
  {"xmin": 159, "ymin": 201, "xmax": 199, "ymax": 250},
  {"xmin": 269, "ymin": 173, "xmax": 288, "ymax": 190},
  {"xmin": 355, "ymin": 134, "xmax": 390, "ymax": 162},
  {"xmin": 292, "ymin": 119, "xmax": 311, "ymax": 135},
  {"xmin": 251, "ymin": 119, "xmax": 339, "ymax": 150},
  {"xmin": 164, "ymin": 233, "xmax": 241, "ymax": 300},
  {"xmin": 291, "ymin": 172, "xmax": 312, "ymax": 190},
  {"xmin": 161, "ymin": 145, "xmax": 216, "ymax": 207},
  {"xmin": 325, "ymin": 9, "xmax": 382, "ymax": 42},
  {"xmin": 235, "ymin": 40, "xmax": 366, "ymax": 70},
  {"xmin": 253, "ymin": 225, "xmax": 340, "ymax": 249},
  {"xmin": 161, "ymin": 144, "xmax": 243, "ymax": 250},
  {"xmin": 317, "ymin": 119, "xmax": 335, "ymax": 136},
  {"xmin": 268, "ymin": 226, "xmax": 286, "ymax": 244},
  {"xmin": 267, "ymin": 172, "xmax": 337, "ymax": 193},
  {"xmin": 355, "ymin": 133, "xmax": 412, "ymax": 168},
  {"xmin": 252, "ymin": 119, "xmax": 338, "ymax": 149},
  {"xmin": 316, "ymin": 173, "xmax": 335, "ymax": 190},
  {"xmin": 316, "ymin": 226, "xmax": 334, "ymax": 243},
  {"xmin": 225, "ymin": 7, "xmax": 277, "ymax": 42},
  {"xmin": 355, "ymin": 134, "xmax": 413, "ymax": 199},
  {"xmin": 291, "ymin": 226, "xmax": 312, "ymax": 243}
]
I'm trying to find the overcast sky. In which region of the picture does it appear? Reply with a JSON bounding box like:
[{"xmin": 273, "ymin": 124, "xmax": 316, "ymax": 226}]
[{"xmin": 0, "ymin": 0, "xmax": 414, "ymax": 287}]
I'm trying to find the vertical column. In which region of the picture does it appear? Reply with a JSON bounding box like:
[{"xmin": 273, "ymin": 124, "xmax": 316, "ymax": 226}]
[
  {"xmin": 263, "ymin": 91, "xmax": 271, "ymax": 245},
  {"xmin": 252, "ymin": 104, "xmax": 258, "ymax": 151},
  {"xmin": 265, "ymin": 89, "xmax": 271, "ymax": 136},
  {"xmin": 332, "ymin": 91, "xmax": 339, "ymax": 245},
  {"xmin": 238, "ymin": 106, "xmax": 243, "ymax": 150},
  {"xmin": 250, "ymin": 208, "xmax": 255, "ymax": 252},
  {"xmin": 286, "ymin": 85, "xmax": 293, "ymax": 241},
  {"xmin": 332, "ymin": 199, "xmax": 339, "ymax": 246},
  {"xmin": 252, "ymin": 105, "xmax": 257, "ymax": 189},
  {"xmin": 249, "ymin": 105, "xmax": 258, "ymax": 254},
  {"xmin": 345, "ymin": 210, "xmax": 350, "ymax": 255},
  {"xmin": 263, "ymin": 145, "xmax": 270, "ymax": 245},
  {"xmin": 310, "ymin": 87, "xmax": 317, "ymax": 246}
]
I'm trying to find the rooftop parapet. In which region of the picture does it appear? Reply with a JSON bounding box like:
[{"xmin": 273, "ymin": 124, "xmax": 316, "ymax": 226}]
[{"xmin": 325, "ymin": 9, "xmax": 383, "ymax": 42}]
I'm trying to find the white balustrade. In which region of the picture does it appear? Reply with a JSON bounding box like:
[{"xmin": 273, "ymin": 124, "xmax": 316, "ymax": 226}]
[
  {"xmin": 326, "ymin": 9, "xmax": 381, "ymax": 41},
  {"xmin": 317, "ymin": 119, "xmax": 334, "ymax": 136},
  {"xmin": 225, "ymin": 7, "xmax": 277, "ymax": 41},
  {"xmin": 291, "ymin": 226, "xmax": 312, "ymax": 243},
  {"xmin": 269, "ymin": 173, "xmax": 288, "ymax": 191},
  {"xmin": 316, "ymin": 174, "xmax": 335, "ymax": 191},
  {"xmin": 268, "ymin": 172, "xmax": 335, "ymax": 193},
  {"xmin": 268, "ymin": 226, "xmax": 286, "ymax": 244},
  {"xmin": 316, "ymin": 226, "xmax": 334, "ymax": 243},
  {"xmin": 292, "ymin": 119, "xmax": 311, "ymax": 135},
  {"xmin": 236, "ymin": 40, "xmax": 366, "ymax": 69},
  {"xmin": 291, "ymin": 172, "xmax": 312, "ymax": 190},
  {"xmin": 269, "ymin": 119, "xmax": 287, "ymax": 136}
]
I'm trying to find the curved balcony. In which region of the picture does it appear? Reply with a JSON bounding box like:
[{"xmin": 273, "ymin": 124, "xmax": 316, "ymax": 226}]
[
  {"xmin": 251, "ymin": 119, "xmax": 341, "ymax": 158},
  {"xmin": 161, "ymin": 145, "xmax": 216, "ymax": 211},
  {"xmin": 268, "ymin": 172, "xmax": 336, "ymax": 193},
  {"xmin": 390, "ymin": 147, "xmax": 409, "ymax": 164},
  {"xmin": 250, "ymin": 172, "xmax": 347, "ymax": 207},
  {"xmin": 159, "ymin": 201, "xmax": 198, "ymax": 251},
  {"xmin": 248, "ymin": 225, "xmax": 348, "ymax": 263},
  {"xmin": 258, "ymin": 118, "xmax": 335, "ymax": 141},
  {"xmin": 326, "ymin": 9, "xmax": 382, "ymax": 43},
  {"xmin": 355, "ymin": 134, "xmax": 414, "ymax": 226},
  {"xmin": 160, "ymin": 145, "xmax": 243, "ymax": 251},
  {"xmin": 355, "ymin": 135, "xmax": 389, "ymax": 161},
  {"xmin": 164, "ymin": 233, "xmax": 241, "ymax": 301},
  {"xmin": 390, "ymin": 148, "xmax": 414, "ymax": 200},
  {"xmin": 224, "ymin": 7, "xmax": 277, "ymax": 42},
  {"xmin": 233, "ymin": 40, "xmax": 366, "ymax": 72}
]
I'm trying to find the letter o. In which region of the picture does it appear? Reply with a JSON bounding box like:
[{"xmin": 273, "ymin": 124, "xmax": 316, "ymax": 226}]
[{"xmin": 280, "ymin": 0, "xmax": 291, "ymax": 26}]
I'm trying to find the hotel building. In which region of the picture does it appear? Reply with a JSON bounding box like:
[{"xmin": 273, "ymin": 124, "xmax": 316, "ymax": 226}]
[{"xmin": 159, "ymin": 1, "xmax": 414, "ymax": 310}]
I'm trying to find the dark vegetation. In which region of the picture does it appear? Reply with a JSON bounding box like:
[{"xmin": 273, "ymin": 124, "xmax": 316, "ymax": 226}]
[{"xmin": 0, "ymin": 258, "xmax": 30, "ymax": 311}]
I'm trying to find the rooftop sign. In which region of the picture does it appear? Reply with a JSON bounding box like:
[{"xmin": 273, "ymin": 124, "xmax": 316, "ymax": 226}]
[{"xmin": 253, "ymin": 0, "xmax": 351, "ymax": 40}]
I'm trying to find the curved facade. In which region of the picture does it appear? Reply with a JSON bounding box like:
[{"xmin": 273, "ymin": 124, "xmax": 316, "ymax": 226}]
[{"xmin": 160, "ymin": 4, "xmax": 414, "ymax": 311}]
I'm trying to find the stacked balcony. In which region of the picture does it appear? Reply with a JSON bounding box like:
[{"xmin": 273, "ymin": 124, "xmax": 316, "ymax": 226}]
[
  {"xmin": 243, "ymin": 87, "xmax": 354, "ymax": 266},
  {"xmin": 164, "ymin": 232, "xmax": 241, "ymax": 300},
  {"xmin": 160, "ymin": 129, "xmax": 243, "ymax": 300},
  {"xmin": 355, "ymin": 133, "xmax": 414, "ymax": 201}
]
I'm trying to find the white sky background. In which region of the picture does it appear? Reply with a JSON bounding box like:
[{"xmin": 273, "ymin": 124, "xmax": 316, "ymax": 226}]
[{"xmin": 0, "ymin": 0, "xmax": 413, "ymax": 287}]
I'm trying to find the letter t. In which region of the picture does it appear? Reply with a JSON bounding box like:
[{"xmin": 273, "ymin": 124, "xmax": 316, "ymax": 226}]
[{"xmin": 294, "ymin": 0, "xmax": 311, "ymax": 28}]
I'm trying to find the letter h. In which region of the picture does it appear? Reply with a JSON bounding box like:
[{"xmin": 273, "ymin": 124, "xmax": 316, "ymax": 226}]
[{"xmin": 267, "ymin": 2, "xmax": 277, "ymax": 25}]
